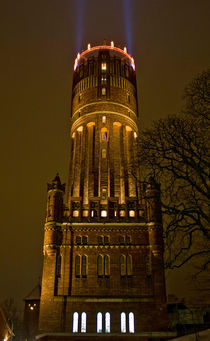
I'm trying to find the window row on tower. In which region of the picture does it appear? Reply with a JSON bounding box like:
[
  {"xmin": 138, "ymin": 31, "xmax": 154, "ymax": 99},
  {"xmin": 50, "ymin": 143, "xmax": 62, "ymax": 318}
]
[
  {"xmin": 75, "ymin": 254, "xmax": 132, "ymax": 278},
  {"xmin": 72, "ymin": 311, "xmax": 134, "ymax": 334},
  {"xmin": 75, "ymin": 235, "xmax": 131, "ymax": 246}
]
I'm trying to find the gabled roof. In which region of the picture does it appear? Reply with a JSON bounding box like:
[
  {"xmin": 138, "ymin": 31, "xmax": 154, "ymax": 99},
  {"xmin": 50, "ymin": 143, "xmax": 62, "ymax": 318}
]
[{"xmin": 24, "ymin": 284, "xmax": 41, "ymax": 301}]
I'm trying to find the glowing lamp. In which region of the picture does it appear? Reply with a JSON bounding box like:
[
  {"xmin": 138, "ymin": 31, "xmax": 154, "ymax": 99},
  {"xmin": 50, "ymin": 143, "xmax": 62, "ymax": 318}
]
[
  {"xmin": 87, "ymin": 43, "xmax": 91, "ymax": 50},
  {"xmin": 111, "ymin": 41, "xmax": 114, "ymax": 47},
  {"xmin": 77, "ymin": 53, "xmax": 80, "ymax": 59},
  {"xmin": 124, "ymin": 47, "xmax": 127, "ymax": 53}
]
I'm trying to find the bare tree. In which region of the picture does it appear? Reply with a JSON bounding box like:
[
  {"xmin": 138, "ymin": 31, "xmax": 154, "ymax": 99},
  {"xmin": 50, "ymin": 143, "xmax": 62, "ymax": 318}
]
[{"xmin": 138, "ymin": 70, "xmax": 210, "ymax": 271}]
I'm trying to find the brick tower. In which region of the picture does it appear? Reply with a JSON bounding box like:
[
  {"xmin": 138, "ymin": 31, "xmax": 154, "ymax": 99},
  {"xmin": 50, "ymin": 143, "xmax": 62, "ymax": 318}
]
[{"xmin": 38, "ymin": 42, "xmax": 174, "ymax": 341}]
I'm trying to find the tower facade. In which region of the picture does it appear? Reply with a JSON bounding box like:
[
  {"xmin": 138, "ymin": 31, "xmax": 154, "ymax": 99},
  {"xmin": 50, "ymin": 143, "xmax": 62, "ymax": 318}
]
[{"xmin": 38, "ymin": 42, "xmax": 172, "ymax": 340}]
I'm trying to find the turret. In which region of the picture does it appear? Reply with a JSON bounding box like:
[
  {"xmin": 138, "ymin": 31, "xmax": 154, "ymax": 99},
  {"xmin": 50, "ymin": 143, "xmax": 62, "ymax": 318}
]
[{"xmin": 46, "ymin": 173, "xmax": 65, "ymax": 223}]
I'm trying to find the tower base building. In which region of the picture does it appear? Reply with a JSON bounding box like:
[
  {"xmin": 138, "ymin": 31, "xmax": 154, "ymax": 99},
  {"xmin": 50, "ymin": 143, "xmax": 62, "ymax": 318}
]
[{"xmin": 37, "ymin": 42, "xmax": 176, "ymax": 341}]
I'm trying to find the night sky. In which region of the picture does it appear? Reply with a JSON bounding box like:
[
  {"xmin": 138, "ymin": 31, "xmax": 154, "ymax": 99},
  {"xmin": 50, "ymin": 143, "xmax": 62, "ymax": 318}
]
[{"xmin": 0, "ymin": 0, "xmax": 209, "ymax": 307}]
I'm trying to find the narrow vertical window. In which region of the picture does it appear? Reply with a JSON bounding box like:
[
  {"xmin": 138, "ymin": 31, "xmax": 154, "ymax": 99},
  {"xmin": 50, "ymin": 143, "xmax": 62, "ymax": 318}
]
[
  {"xmin": 104, "ymin": 236, "xmax": 109, "ymax": 245},
  {"xmin": 119, "ymin": 236, "xmax": 125, "ymax": 245},
  {"xmin": 102, "ymin": 116, "xmax": 106, "ymax": 123},
  {"xmin": 127, "ymin": 255, "xmax": 132, "ymax": 276},
  {"xmin": 82, "ymin": 236, "xmax": 87, "ymax": 245},
  {"xmin": 120, "ymin": 255, "xmax": 126, "ymax": 276},
  {"xmin": 102, "ymin": 132, "xmax": 107, "ymax": 141},
  {"xmin": 97, "ymin": 312, "xmax": 103, "ymax": 333},
  {"xmin": 102, "ymin": 87, "xmax": 106, "ymax": 96},
  {"xmin": 73, "ymin": 312, "xmax": 79, "ymax": 333},
  {"xmin": 104, "ymin": 255, "xmax": 110, "ymax": 277},
  {"xmin": 97, "ymin": 255, "xmax": 103, "ymax": 277},
  {"xmin": 121, "ymin": 312, "xmax": 126, "ymax": 333},
  {"xmin": 102, "ymin": 149, "xmax": 107, "ymax": 158},
  {"xmin": 76, "ymin": 236, "xmax": 81, "ymax": 245},
  {"xmin": 81, "ymin": 312, "xmax": 86, "ymax": 333},
  {"xmin": 105, "ymin": 312, "xmax": 110, "ymax": 333},
  {"xmin": 56, "ymin": 254, "xmax": 61, "ymax": 277},
  {"xmin": 98, "ymin": 236, "xmax": 103, "ymax": 245},
  {"xmin": 82, "ymin": 255, "xmax": 87, "ymax": 277},
  {"xmin": 75, "ymin": 255, "xmax": 80, "ymax": 277},
  {"xmin": 129, "ymin": 312, "xmax": 135, "ymax": 333},
  {"xmin": 101, "ymin": 63, "xmax": 106, "ymax": 70}
]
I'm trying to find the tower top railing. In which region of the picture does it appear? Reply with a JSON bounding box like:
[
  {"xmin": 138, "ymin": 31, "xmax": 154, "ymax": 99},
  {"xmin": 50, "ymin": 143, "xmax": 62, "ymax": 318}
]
[{"xmin": 74, "ymin": 41, "xmax": 135, "ymax": 71}]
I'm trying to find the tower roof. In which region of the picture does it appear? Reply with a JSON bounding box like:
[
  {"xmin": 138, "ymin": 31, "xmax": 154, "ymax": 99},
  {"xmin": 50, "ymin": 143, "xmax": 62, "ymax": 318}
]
[
  {"xmin": 47, "ymin": 173, "xmax": 65, "ymax": 192},
  {"xmin": 74, "ymin": 41, "xmax": 135, "ymax": 71},
  {"xmin": 24, "ymin": 284, "xmax": 41, "ymax": 301}
]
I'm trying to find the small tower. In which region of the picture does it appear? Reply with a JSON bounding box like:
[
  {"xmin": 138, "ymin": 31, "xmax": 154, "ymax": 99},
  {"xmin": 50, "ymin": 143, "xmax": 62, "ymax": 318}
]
[{"xmin": 145, "ymin": 177, "xmax": 167, "ymax": 304}]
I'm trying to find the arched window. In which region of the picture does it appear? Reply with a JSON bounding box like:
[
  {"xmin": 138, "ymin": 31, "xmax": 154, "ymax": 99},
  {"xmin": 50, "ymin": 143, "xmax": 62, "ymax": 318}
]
[
  {"xmin": 97, "ymin": 255, "xmax": 103, "ymax": 277},
  {"xmin": 75, "ymin": 255, "xmax": 80, "ymax": 277},
  {"xmin": 120, "ymin": 255, "xmax": 126, "ymax": 276},
  {"xmin": 102, "ymin": 149, "xmax": 107, "ymax": 158},
  {"xmin": 104, "ymin": 255, "xmax": 110, "ymax": 277},
  {"xmin": 105, "ymin": 312, "xmax": 110, "ymax": 333},
  {"xmin": 127, "ymin": 255, "xmax": 132, "ymax": 276},
  {"xmin": 76, "ymin": 236, "xmax": 81, "ymax": 245},
  {"xmin": 82, "ymin": 255, "xmax": 87, "ymax": 277},
  {"xmin": 121, "ymin": 312, "xmax": 126, "ymax": 333},
  {"xmin": 129, "ymin": 312, "xmax": 135, "ymax": 333},
  {"xmin": 73, "ymin": 312, "xmax": 79, "ymax": 333},
  {"xmin": 102, "ymin": 132, "xmax": 107, "ymax": 141},
  {"xmin": 81, "ymin": 312, "xmax": 86, "ymax": 333},
  {"xmin": 97, "ymin": 312, "xmax": 103, "ymax": 333}
]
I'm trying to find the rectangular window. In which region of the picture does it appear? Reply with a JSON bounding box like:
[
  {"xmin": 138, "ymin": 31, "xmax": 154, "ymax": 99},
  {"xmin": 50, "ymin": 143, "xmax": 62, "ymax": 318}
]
[
  {"xmin": 101, "ymin": 63, "xmax": 106, "ymax": 71},
  {"xmin": 104, "ymin": 236, "xmax": 109, "ymax": 245},
  {"xmin": 102, "ymin": 116, "xmax": 106, "ymax": 123},
  {"xmin": 102, "ymin": 87, "xmax": 106, "ymax": 96},
  {"xmin": 82, "ymin": 255, "xmax": 87, "ymax": 277},
  {"xmin": 82, "ymin": 236, "xmax": 87, "ymax": 245},
  {"xmin": 76, "ymin": 236, "xmax": 81, "ymax": 245}
]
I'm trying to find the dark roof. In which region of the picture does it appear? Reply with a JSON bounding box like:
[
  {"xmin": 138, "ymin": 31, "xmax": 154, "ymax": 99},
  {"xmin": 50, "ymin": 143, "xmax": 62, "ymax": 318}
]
[{"xmin": 24, "ymin": 284, "xmax": 41, "ymax": 301}]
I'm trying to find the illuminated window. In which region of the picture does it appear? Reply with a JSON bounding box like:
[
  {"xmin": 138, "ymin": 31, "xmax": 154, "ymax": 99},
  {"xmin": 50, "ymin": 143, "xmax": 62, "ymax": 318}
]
[
  {"xmin": 97, "ymin": 312, "xmax": 103, "ymax": 333},
  {"xmin": 102, "ymin": 87, "xmax": 106, "ymax": 96},
  {"xmin": 101, "ymin": 63, "xmax": 106, "ymax": 71},
  {"xmin": 81, "ymin": 255, "xmax": 87, "ymax": 277},
  {"xmin": 121, "ymin": 312, "xmax": 126, "ymax": 333},
  {"xmin": 105, "ymin": 312, "xmax": 111, "ymax": 333},
  {"xmin": 73, "ymin": 312, "xmax": 79, "ymax": 332},
  {"xmin": 102, "ymin": 116, "xmax": 106, "ymax": 123},
  {"xmin": 102, "ymin": 149, "xmax": 106, "ymax": 158},
  {"xmin": 73, "ymin": 210, "xmax": 79, "ymax": 217},
  {"xmin": 91, "ymin": 210, "xmax": 94, "ymax": 217},
  {"xmin": 104, "ymin": 255, "xmax": 110, "ymax": 276},
  {"xmin": 120, "ymin": 255, "xmax": 126, "ymax": 276},
  {"xmin": 101, "ymin": 210, "xmax": 107, "ymax": 217},
  {"xmin": 81, "ymin": 312, "xmax": 86, "ymax": 333},
  {"xmin": 134, "ymin": 132, "xmax": 137, "ymax": 138},
  {"xmin": 129, "ymin": 210, "xmax": 135, "ymax": 217},
  {"xmin": 102, "ymin": 132, "xmax": 107, "ymax": 141},
  {"xmin": 75, "ymin": 255, "xmax": 80, "ymax": 277},
  {"xmin": 129, "ymin": 312, "xmax": 135, "ymax": 333}
]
